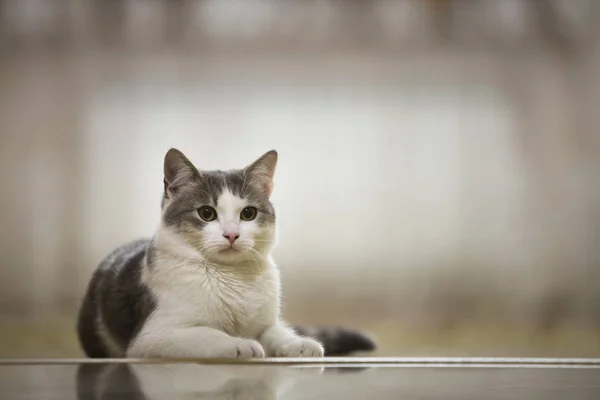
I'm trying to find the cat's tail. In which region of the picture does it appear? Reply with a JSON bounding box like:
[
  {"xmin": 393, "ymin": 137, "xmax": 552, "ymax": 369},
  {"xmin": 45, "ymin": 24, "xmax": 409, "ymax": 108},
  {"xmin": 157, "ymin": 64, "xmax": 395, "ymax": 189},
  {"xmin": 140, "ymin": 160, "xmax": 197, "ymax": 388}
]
[{"xmin": 292, "ymin": 326, "xmax": 376, "ymax": 356}]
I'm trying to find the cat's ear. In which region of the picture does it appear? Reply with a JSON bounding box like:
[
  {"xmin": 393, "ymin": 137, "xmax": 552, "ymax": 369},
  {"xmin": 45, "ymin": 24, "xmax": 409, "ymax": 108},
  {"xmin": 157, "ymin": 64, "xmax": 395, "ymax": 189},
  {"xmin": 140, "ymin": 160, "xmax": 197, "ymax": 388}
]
[
  {"xmin": 244, "ymin": 150, "xmax": 278, "ymax": 197},
  {"xmin": 163, "ymin": 148, "xmax": 199, "ymax": 197}
]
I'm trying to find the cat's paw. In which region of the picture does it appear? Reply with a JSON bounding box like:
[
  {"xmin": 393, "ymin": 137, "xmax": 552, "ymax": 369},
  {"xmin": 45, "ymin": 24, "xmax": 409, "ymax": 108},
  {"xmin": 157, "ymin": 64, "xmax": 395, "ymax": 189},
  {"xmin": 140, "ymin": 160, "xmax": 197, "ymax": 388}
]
[
  {"xmin": 227, "ymin": 338, "xmax": 265, "ymax": 358},
  {"xmin": 275, "ymin": 337, "xmax": 324, "ymax": 358}
]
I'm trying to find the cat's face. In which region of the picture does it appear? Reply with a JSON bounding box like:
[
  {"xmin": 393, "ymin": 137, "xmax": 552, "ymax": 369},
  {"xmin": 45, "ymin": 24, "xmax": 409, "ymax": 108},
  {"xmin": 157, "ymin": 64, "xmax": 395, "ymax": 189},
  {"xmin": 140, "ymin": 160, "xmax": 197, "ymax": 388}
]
[{"xmin": 160, "ymin": 149, "xmax": 278, "ymax": 265}]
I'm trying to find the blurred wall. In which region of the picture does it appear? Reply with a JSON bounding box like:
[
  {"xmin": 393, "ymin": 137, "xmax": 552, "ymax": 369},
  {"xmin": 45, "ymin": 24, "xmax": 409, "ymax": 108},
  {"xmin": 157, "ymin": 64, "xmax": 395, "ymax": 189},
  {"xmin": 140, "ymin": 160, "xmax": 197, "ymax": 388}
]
[{"xmin": 1, "ymin": 0, "xmax": 600, "ymax": 343}]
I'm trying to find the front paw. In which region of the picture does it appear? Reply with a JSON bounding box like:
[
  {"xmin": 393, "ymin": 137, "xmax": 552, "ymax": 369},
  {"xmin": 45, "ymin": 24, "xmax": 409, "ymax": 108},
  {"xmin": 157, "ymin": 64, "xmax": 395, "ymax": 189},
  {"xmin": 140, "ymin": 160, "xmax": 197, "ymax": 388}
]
[
  {"xmin": 275, "ymin": 337, "xmax": 324, "ymax": 357},
  {"xmin": 219, "ymin": 338, "xmax": 265, "ymax": 358},
  {"xmin": 235, "ymin": 338, "xmax": 266, "ymax": 358}
]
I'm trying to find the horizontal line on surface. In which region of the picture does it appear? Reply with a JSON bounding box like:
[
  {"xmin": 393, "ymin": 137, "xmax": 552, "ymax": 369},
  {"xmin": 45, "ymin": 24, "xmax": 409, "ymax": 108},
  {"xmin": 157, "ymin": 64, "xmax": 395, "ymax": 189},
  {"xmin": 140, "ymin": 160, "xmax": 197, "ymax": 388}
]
[{"xmin": 1, "ymin": 357, "xmax": 600, "ymax": 367}]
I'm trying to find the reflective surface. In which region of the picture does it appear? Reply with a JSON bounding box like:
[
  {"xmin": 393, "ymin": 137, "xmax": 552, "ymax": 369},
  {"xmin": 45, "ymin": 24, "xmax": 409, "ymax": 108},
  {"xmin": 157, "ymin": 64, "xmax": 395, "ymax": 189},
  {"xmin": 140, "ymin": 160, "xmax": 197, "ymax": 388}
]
[{"xmin": 1, "ymin": 359, "xmax": 600, "ymax": 400}]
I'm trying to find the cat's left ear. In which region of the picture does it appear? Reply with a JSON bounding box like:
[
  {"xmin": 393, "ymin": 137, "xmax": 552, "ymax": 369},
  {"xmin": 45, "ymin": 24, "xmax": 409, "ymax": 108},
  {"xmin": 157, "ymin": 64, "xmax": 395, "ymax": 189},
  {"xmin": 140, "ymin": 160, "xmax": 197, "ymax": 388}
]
[{"xmin": 244, "ymin": 150, "xmax": 278, "ymax": 197}]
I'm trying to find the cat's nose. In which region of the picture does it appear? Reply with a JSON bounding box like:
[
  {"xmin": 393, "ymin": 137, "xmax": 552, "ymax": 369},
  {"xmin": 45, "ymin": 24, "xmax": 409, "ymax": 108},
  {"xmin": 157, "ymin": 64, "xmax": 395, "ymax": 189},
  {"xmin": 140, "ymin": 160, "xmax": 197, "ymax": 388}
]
[{"xmin": 223, "ymin": 233, "xmax": 240, "ymax": 245}]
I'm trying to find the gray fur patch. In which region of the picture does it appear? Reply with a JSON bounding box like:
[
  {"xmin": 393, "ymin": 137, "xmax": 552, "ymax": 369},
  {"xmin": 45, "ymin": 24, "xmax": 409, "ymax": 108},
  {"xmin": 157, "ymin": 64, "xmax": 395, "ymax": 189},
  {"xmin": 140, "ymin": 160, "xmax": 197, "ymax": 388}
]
[{"xmin": 76, "ymin": 239, "xmax": 157, "ymax": 357}]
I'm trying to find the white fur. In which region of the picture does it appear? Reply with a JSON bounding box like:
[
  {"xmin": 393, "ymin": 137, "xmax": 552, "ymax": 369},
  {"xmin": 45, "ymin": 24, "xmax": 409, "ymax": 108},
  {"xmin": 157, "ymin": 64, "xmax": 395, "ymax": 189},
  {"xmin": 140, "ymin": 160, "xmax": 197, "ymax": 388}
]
[{"xmin": 127, "ymin": 190, "xmax": 323, "ymax": 358}]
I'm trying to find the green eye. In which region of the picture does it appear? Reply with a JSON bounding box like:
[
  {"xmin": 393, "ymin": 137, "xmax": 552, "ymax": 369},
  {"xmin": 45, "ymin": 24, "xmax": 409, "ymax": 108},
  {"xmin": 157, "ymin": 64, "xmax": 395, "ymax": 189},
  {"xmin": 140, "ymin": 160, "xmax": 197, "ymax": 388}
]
[
  {"xmin": 240, "ymin": 206, "xmax": 257, "ymax": 221},
  {"xmin": 198, "ymin": 206, "xmax": 217, "ymax": 222}
]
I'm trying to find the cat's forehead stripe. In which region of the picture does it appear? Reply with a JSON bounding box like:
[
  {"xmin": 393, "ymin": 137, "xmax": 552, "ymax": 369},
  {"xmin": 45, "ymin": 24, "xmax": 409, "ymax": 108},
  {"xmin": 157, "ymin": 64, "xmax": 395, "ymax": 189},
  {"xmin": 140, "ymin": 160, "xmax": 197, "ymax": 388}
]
[{"xmin": 201, "ymin": 169, "xmax": 247, "ymax": 201}]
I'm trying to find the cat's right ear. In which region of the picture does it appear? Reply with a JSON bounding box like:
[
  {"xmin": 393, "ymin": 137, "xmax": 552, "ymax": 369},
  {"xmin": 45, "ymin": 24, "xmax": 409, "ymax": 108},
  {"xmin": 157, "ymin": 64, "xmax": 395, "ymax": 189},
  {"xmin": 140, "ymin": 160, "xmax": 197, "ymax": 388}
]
[{"xmin": 163, "ymin": 148, "xmax": 198, "ymax": 197}]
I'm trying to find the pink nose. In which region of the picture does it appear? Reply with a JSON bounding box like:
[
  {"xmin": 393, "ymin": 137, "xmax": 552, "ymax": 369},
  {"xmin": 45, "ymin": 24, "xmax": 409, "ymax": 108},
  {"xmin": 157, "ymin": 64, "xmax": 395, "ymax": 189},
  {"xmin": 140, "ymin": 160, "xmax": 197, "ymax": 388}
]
[{"xmin": 223, "ymin": 233, "xmax": 239, "ymax": 245}]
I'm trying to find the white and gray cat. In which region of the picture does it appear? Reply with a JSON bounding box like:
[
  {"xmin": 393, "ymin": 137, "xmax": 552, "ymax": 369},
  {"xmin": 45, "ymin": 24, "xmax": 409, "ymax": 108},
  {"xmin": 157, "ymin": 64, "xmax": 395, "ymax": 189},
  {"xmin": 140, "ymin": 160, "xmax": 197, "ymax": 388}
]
[{"xmin": 76, "ymin": 148, "xmax": 375, "ymax": 358}]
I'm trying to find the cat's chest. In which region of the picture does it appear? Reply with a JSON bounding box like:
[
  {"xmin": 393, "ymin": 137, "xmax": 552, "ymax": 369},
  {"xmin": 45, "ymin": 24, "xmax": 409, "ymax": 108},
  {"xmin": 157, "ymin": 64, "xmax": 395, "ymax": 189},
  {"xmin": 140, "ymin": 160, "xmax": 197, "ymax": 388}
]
[{"xmin": 149, "ymin": 268, "xmax": 278, "ymax": 336}]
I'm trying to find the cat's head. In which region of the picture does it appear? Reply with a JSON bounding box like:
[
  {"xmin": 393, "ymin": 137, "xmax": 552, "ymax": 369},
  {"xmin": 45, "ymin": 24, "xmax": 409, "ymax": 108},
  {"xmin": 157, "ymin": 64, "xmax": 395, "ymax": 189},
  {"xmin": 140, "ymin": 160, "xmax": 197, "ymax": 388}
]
[{"xmin": 159, "ymin": 148, "xmax": 278, "ymax": 265}]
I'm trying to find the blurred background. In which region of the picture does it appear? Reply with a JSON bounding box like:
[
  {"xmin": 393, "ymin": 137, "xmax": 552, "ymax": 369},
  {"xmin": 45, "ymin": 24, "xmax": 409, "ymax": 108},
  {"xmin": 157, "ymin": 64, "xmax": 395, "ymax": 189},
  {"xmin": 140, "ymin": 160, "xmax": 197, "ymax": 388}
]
[{"xmin": 0, "ymin": 0, "xmax": 599, "ymax": 358}]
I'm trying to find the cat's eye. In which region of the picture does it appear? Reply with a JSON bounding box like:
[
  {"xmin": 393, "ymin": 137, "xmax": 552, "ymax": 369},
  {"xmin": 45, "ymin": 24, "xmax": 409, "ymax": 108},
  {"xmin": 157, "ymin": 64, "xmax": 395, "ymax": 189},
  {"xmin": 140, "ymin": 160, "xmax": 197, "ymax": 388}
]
[
  {"xmin": 198, "ymin": 206, "xmax": 217, "ymax": 222},
  {"xmin": 240, "ymin": 206, "xmax": 257, "ymax": 221}
]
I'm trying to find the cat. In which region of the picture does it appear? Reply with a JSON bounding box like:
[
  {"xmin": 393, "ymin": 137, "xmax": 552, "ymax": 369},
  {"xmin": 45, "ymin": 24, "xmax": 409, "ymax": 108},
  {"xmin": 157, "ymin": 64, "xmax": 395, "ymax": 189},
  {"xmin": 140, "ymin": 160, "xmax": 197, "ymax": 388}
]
[{"xmin": 76, "ymin": 148, "xmax": 375, "ymax": 358}]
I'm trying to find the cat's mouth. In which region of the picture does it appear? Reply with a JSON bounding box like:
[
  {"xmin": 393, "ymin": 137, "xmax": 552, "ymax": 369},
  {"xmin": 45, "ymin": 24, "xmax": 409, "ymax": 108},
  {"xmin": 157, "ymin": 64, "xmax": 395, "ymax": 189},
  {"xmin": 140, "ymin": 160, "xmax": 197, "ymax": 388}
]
[{"xmin": 219, "ymin": 246, "xmax": 240, "ymax": 253}]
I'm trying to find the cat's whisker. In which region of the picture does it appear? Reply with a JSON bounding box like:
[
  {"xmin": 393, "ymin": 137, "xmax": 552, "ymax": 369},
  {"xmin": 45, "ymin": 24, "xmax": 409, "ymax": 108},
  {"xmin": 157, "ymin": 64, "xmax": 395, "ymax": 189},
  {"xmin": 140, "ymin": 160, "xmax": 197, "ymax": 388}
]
[
  {"xmin": 246, "ymin": 250, "xmax": 263, "ymax": 275},
  {"xmin": 247, "ymin": 247, "xmax": 265, "ymax": 260},
  {"xmin": 248, "ymin": 248, "xmax": 268, "ymax": 273}
]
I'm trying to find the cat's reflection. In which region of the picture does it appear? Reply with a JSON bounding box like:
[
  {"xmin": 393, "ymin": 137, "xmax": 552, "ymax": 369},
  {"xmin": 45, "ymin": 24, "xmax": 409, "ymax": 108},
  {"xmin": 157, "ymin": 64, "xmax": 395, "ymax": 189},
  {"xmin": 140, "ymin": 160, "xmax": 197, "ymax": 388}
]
[
  {"xmin": 76, "ymin": 362, "xmax": 325, "ymax": 400},
  {"xmin": 77, "ymin": 364, "xmax": 146, "ymax": 400}
]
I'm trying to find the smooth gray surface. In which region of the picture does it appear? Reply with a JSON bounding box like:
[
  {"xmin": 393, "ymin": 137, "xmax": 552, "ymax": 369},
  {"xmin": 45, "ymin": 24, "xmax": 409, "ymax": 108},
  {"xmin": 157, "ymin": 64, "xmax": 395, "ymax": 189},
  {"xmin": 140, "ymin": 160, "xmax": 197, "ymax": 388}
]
[{"xmin": 1, "ymin": 359, "xmax": 600, "ymax": 400}]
